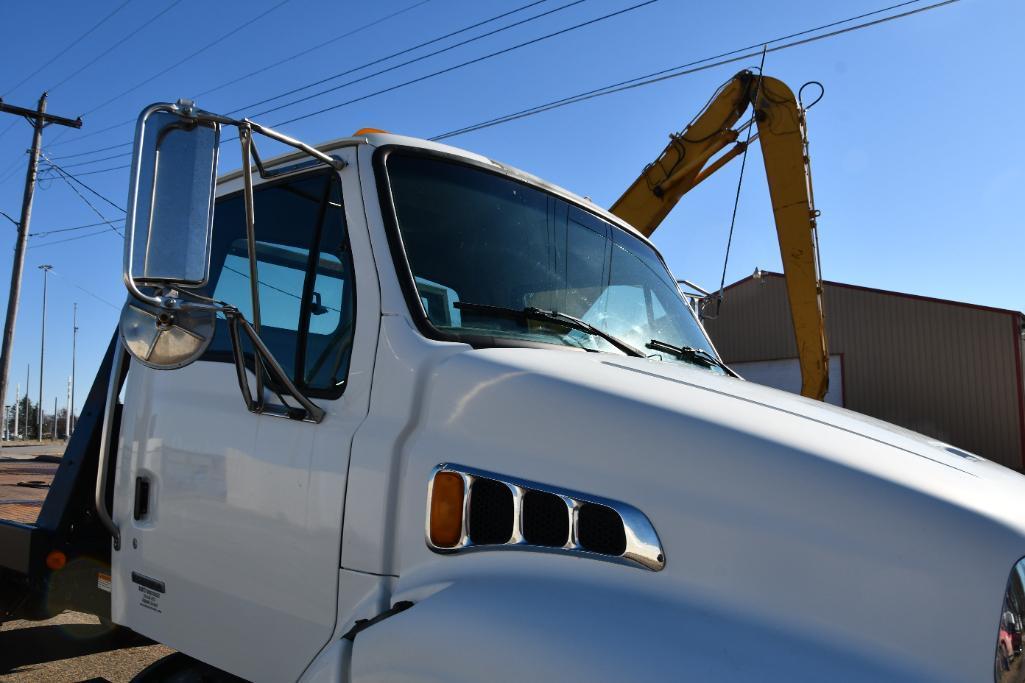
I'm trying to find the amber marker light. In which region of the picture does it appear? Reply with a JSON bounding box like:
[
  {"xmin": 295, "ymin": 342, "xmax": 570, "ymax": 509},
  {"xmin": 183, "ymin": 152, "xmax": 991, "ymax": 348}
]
[
  {"xmin": 430, "ymin": 471, "xmax": 465, "ymax": 548},
  {"xmin": 45, "ymin": 550, "xmax": 67, "ymax": 571}
]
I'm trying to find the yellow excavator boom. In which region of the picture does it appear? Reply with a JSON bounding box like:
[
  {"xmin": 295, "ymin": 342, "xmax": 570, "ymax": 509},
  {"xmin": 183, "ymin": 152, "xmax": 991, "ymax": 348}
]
[{"xmin": 609, "ymin": 70, "xmax": 829, "ymax": 400}]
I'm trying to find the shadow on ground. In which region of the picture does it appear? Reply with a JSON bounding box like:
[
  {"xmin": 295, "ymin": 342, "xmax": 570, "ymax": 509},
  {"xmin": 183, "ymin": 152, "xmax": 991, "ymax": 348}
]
[{"xmin": 0, "ymin": 620, "xmax": 148, "ymax": 674}]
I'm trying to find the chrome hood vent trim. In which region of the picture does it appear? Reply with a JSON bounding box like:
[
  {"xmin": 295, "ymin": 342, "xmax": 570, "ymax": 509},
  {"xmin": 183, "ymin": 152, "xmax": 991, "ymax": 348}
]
[{"xmin": 426, "ymin": 464, "xmax": 665, "ymax": 571}]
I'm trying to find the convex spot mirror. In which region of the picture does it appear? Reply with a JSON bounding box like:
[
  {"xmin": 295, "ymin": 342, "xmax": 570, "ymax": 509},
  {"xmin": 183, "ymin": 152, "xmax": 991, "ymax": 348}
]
[
  {"xmin": 126, "ymin": 105, "xmax": 220, "ymax": 288},
  {"xmin": 119, "ymin": 299, "xmax": 215, "ymax": 369}
]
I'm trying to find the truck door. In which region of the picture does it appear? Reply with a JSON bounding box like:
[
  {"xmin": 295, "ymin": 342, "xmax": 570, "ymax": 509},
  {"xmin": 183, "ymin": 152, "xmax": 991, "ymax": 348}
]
[{"xmin": 110, "ymin": 149, "xmax": 378, "ymax": 682}]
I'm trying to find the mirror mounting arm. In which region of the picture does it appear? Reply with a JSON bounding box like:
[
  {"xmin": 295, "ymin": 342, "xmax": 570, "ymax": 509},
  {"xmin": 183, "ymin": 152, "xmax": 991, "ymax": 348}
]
[
  {"xmin": 238, "ymin": 123, "xmax": 266, "ymax": 409},
  {"xmin": 224, "ymin": 308, "xmax": 325, "ymax": 423},
  {"xmin": 245, "ymin": 119, "xmax": 345, "ymax": 173}
]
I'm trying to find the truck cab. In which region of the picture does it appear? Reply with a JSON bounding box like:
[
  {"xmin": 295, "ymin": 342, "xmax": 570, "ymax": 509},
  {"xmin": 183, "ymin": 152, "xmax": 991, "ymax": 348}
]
[{"xmin": 4, "ymin": 105, "xmax": 1025, "ymax": 683}]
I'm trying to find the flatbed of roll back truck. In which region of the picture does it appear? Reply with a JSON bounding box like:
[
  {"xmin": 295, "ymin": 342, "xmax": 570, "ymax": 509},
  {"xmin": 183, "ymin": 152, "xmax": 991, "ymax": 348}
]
[{"xmin": 0, "ymin": 341, "xmax": 119, "ymax": 623}]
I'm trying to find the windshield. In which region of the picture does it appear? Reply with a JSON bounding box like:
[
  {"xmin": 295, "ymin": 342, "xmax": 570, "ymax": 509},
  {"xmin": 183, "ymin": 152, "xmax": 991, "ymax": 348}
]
[{"xmin": 384, "ymin": 153, "xmax": 723, "ymax": 372}]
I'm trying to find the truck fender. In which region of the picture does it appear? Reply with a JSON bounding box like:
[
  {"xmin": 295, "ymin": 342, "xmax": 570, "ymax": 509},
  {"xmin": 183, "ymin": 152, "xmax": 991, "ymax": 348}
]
[{"xmin": 348, "ymin": 574, "xmax": 931, "ymax": 683}]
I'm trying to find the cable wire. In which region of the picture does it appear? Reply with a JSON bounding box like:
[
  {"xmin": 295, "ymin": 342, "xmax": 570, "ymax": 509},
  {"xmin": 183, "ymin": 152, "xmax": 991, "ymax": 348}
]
[
  {"xmin": 47, "ymin": 0, "xmax": 557, "ymax": 154},
  {"xmin": 52, "ymin": 0, "xmax": 295, "ymax": 140},
  {"xmin": 41, "ymin": 154, "xmax": 127, "ymax": 218},
  {"xmin": 57, "ymin": 152, "xmax": 135, "ymax": 169},
  {"xmin": 1, "ymin": 0, "xmax": 135, "ymax": 98},
  {"xmin": 269, "ymin": 0, "xmax": 659, "ymax": 129},
  {"xmin": 31, "ymin": 219, "xmax": 125, "ymax": 238},
  {"xmin": 712, "ymin": 46, "xmax": 767, "ymax": 317},
  {"xmin": 192, "ymin": 0, "xmax": 435, "ymax": 101},
  {"xmin": 32, "ymin": 0, "xmax": 958, "ymax": 201},
  {"xmin": 27, "ymin": 227, "xmax": 121, "ymax": 250},
  {"xmin": 50, "ymin": 0, "xmax": 186, "ymax": 95},
  {"xmin": 46, "ymin": 164, "xmax": 131, "ymax": 177},
  {"xmin": 42, "ymin": 0, "xmax": 187, "ymax": 149},
  {"xmin": 46, "ymin": 268, "xmax": 121, "ymax": 310},
  {"xmin": 431, "ymin": 0, "xmax": 954, "ymax": 140},
  {"xmin": 236, "ymin": 0, "xmax": 570, "ymax": 117},
  {"xmin": 49, "ymin": 142, "xmax": 133, "ymax": 161}
]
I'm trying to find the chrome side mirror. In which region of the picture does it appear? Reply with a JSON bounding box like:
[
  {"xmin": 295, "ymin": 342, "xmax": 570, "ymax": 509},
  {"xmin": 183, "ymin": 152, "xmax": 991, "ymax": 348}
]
[
  {"xmin": 125, "ymin": 101, "xmax": 219, "ymax": 288},
  {"xmin": 118, "ymin": 100, "xmax": 341, "ymax": 422}
]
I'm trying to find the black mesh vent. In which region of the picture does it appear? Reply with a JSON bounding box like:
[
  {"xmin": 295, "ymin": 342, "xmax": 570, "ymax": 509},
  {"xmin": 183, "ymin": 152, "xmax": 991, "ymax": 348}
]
[
  {"xmin": 468, "ymin": 477, "xmax": 513, "ymax": 545},
  {"xmin": 577, "ymin": 503, "xmax": 627, "ymax": 556},
  {"xmin": 522, "ymin": 490, "xmax": 569, "ymax": 547}
]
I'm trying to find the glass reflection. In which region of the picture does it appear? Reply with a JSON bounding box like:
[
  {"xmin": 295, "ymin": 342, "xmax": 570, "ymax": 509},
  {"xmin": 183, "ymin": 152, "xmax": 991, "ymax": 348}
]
[{"xmin": 996, "ymin": 558, "xmax": 1025, "ymax": 682}]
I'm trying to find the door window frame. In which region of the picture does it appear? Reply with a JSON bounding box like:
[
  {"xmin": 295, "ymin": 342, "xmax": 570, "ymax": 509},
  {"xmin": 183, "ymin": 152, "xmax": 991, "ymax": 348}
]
[{"xmin": 198, "ymin": 167, "xmax": 356, "ymax": 400}]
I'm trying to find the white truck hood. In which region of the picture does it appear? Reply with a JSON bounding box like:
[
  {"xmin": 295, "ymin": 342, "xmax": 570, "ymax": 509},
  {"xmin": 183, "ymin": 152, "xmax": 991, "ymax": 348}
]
[
  {"xmin": 469, "ymin": 346, "xmax": 1025, "ymax": 528},
  {"xmin": 390, "ymin": 341, "xmax": 1025, "ymax": 681}
]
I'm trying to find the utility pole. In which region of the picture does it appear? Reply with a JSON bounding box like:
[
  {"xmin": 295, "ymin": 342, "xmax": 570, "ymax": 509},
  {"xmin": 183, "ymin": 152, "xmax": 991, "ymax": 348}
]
[
  {"xmin": 0, "ymin": 94, "xmax": 81, "ymax": 445},
  {"xmin": 70, "ymin": 303, "xmax": 77, "ymax": 435},
  {"xmin": 53, "ymin": 395, "xmax": 57, "ymax": 440},
  {"xmin": 38, "ymin": 264, "xmax": 51, "ymax": 442},
  {"xmin": 13, "ymin": 382, "xmax": 19, "ymax": 440}
]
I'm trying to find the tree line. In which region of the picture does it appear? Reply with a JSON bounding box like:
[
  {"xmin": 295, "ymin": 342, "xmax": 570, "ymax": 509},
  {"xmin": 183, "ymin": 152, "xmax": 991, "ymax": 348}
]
[{"xmin": 3, "ymin": 395, "xmax": 73, "ymax": 440}]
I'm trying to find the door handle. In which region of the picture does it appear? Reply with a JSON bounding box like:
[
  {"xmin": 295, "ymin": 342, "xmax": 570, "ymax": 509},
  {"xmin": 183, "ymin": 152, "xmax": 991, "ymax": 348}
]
[
  {"xmin": 95, "ymin": 341, "xmax": 129, "ymax": 550},
  {"xmin": 133, "ymin": 477, "xmax": 150, "ymax": 520}
]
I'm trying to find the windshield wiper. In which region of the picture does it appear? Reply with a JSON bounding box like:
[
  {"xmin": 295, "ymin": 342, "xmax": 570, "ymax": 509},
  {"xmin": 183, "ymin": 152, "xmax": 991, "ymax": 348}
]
[
  {"xmin": 646, "ymin": 339, "xmax": 734, "ymax": 374},
  {"xmin": 453, "ymin": 301, "xmax": 646, "ymax": 358}
]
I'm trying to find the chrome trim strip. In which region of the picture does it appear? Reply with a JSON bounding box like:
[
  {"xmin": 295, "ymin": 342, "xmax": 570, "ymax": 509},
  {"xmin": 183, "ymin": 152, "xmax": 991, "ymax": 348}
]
[{"xmin": 425, "ymin": 463, "xmax": 665, "ymax": 572}]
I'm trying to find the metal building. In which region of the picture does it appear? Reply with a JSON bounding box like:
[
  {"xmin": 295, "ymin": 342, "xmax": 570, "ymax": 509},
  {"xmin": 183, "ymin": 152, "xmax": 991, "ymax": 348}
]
[{"xmin": 703, "ymin": 272, "xmax": 1025, "ymax": 471}]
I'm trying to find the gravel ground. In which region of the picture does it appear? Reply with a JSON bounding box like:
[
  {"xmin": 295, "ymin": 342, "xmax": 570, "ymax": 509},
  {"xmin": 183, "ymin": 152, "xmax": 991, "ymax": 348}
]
[{"xmin": 0, "ymin": 611, "xmax": 173, "ymax": 682}]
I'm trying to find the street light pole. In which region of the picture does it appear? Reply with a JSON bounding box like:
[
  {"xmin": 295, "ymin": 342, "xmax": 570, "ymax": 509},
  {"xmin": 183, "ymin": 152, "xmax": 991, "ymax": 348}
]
[
  {"xmin": 38, "ymin": 264, "xmax": 51, "ymax": 442},
  {"xmin": 70, "ymin": 302, "xmax": 77, "ymax": 435}
]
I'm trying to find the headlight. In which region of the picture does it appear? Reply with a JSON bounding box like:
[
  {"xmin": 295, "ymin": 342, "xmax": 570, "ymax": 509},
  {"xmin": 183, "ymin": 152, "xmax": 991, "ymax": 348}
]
[{"xmin": 996, "ymin": 558, "xmax": 1025, "ymax": 682}]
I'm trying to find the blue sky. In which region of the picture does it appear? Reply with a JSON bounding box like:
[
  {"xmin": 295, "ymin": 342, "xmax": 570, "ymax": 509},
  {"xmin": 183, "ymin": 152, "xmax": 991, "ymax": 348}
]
[{"xmin": 0, "ymin": 0, "xmax": 1020, "ymax": 414}]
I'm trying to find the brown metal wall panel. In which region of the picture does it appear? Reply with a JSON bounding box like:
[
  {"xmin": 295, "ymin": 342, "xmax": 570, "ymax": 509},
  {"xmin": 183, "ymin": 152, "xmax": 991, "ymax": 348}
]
[{"xmin": 704, "ymin": 275, "xmax": 1024, "ymax": 469}]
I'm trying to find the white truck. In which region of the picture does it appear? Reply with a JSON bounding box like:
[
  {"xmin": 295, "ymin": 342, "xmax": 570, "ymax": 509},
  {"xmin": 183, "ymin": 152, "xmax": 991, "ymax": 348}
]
[{"xmin": 2, "ymin": 100, "xmax": 1024, "ymax": 683}]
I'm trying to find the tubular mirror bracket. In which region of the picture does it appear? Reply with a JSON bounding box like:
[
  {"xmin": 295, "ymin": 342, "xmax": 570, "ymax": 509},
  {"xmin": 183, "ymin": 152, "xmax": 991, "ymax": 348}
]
[
  {"xmin": 238, "ymin": 123, "xmax": 266, "ymax": 409},
  {"xmin": 224, "ymin": 308, "xmax": 325, "ymax": 423},
  {"xmin": 123, "ymin": 100, "xmax": 343, "ymax": 425}
]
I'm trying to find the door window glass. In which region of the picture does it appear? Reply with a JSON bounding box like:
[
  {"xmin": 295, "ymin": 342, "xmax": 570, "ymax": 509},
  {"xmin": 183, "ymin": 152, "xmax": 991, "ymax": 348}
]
[{"xmin": 201, "ymin": 171, "xmax": 354, "ymax": 396}]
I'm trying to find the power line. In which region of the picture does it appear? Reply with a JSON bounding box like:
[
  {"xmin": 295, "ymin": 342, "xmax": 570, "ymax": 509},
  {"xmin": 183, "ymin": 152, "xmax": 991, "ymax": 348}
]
[
  {"xmin": 270, "ymin": 0, "xmax": 660, "ymax": 129},
  {"xmin": 34, "ymin": 0, "xmax": 957, "ymax": 190},
  {"xmin": 431, "ymin": 0, "xmax": 959, "ymax": 140},
  {"xmin": 193, "ymin": 0, "xmax": 435, "ymax": 101},
  {"xmin": 47, "ymin": 268, "xmax": 121, "ymax": 310},
  {"xmin": 39, "ymin": 157, "xmax": 126, "ymax": 213},
  {"xmin": 51, "ymin": 0, "xmax": 295, "ymax": 142},
  {"xmin": 44, "ymin": 0, "xmax": 557, "ymax": 159},
  {"xmin": 31, "ymin": 219, "xmax": 125, "ymax": 238},
  {"xmin": 58, "ymin": 151, "xmax": 134, "ymax": 169},
  {"xmin": 28, "ymin": 227, "xmax": 120, "ymax": 249},
  {"xmin": 42, "ymin": 163, "xmax": 130, "ymax": 177},
  {"xmin": 234, "ymin": 0, "xmax": 558, "ymax": 116},
  {"xmin": 48, "ymin": 0, "xmax": 186, "ymax": 94},
  {"xmin": 1, "ymin": 0, "xmax": 135, "ymax": 98},
  {"xmin": 40, "ymin": 155, "xmax": 125, "ymax": 240},
  {"xmin": 42, "ymin": 0, "xmax": 188, "ymax": 149},
  {"xmin": 49, "ymin": 142, "xmax": 133, "ymax": 161},
  {"xmin": 0, "ymin": 149, "xmax": 28, "ymax": 186}
]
